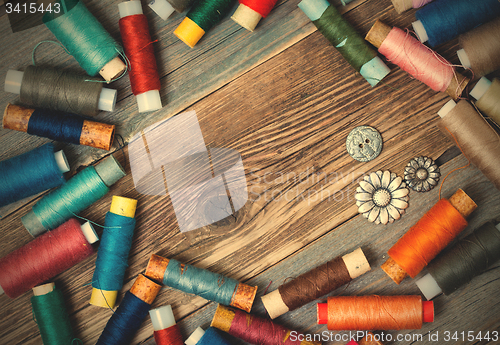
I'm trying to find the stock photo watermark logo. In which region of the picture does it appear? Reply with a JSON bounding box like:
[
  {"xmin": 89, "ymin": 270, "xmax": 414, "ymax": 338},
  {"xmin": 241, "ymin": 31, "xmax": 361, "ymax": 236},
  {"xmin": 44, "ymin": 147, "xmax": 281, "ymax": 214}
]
[
  {"xmin": 128, "ymin": 110, "xmax": 248, "ymax": 233},
  {"xmin": 248, "ymin": 167, "xmax": 367, "ymax": 205}
]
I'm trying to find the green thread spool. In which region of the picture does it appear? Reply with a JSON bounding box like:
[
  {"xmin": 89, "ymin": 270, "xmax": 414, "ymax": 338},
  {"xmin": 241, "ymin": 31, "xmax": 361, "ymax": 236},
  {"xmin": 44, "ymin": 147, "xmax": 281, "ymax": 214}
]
[
  {"xmin": 174, "ymin": 0, "xmax": 236, "ymax": 47},
  {"xmin": 43, "ymin": 0, "xmax": 126, "ymax": 81},
  {"xmin": 31, "ymin": 283, "xmax": 77, "ymax": 345},
  {"xmin": 21, "ymin": 156, "xmax": 126, "ymax": 237},
  {"xmin": 298, "ymin": 0, "xmax": 390, "ymax": 86}
]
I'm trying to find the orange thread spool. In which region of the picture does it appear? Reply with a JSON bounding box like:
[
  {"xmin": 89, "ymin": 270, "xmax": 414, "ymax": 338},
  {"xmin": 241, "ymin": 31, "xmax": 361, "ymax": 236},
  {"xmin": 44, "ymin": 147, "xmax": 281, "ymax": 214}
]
[
  {"xmin": 382, "ymin": 189, "xmax": 476, "ymax": 284},
  {"xmin": 317, "ymin": 296, "xmax": 434, "ymax": 330},
  {"xmin": 388, "ymin": 199, "xmax": 467, "ymax": 278}
]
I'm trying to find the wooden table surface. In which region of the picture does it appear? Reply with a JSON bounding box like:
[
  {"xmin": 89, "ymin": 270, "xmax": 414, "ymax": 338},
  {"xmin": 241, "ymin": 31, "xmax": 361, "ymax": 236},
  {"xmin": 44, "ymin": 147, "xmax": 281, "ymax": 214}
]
[{"xmin": 0, "ymin": 0, "xmax": 499, "ymax": 344}]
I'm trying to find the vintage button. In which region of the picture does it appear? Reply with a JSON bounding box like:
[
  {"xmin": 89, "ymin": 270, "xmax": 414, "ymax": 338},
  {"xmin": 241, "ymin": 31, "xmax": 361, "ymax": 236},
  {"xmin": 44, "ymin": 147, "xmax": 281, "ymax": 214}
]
[
  {"xmin": 404, "ymin": 156, "xmax": 440, "ymax": 192},
  {"xmin": 346, "ymin": 125, "xmax": 383, "ymax": 162}
]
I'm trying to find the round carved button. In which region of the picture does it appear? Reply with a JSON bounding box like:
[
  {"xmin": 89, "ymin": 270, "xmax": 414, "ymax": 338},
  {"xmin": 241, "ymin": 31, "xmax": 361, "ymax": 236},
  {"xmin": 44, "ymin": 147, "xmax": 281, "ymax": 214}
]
[{"xmin": 346, "ymin": 126, "xmax": 383, "ymax": 162}]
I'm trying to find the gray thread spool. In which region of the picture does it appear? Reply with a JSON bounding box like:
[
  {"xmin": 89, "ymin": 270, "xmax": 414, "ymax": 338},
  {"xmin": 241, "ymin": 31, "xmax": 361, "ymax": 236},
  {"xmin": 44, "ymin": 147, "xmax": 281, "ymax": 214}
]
[{"xmin": 5, "ymin": 66, "xmax": 116, "ymax": 117}]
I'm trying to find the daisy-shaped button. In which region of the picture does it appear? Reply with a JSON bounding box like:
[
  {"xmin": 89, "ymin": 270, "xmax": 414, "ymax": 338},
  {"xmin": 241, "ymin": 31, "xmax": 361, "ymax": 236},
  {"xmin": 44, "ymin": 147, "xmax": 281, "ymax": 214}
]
[
  {"xmin": 404, "ymin": 156, "xmax": 440, "ymax": 192},
  {"xmin": 355, "ymin": 170, "xmax": 409, "ymax": 224}
]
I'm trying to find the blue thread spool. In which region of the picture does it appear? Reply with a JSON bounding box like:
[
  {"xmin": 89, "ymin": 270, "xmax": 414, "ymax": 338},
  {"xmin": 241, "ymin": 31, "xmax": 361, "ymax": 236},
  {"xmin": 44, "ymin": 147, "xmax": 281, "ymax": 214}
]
[
  {"xmin": 90, "ymin": 196, "xmax": 138, "ymax": 309},
  {"xmin": 185, "ymin": 327, "xmax": 233, "ymax": 345},
  {"xmin": 413, "ymin": 0, "xmax": 500, "ymax": 47},
  {"xmin": 21, "ymin": 155, "xmax": 126, "ymax": 237},
  {"xmin": 96, "ymin": 274, "xmax": 162, "ymax": 345},
  {"xmin": 0, "ymin": 143, "xmax": 69, "ymax": 208},
  {"xmin": 3, "ymin": 103, "xmax": 116, "ymax": 151},
  {"xmin": 145, "ymin": 254, "xmax": 258, "ymax": 312},
  {"xmin": 42, "ymin": 0, "xmax": 126, "ymax": 81}
]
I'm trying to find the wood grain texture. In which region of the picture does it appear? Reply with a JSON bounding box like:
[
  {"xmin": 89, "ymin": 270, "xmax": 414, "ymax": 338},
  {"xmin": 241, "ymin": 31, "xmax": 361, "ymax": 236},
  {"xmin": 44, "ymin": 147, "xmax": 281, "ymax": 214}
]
[{"xmin": 1, "ymin": 0, "xmax": 499, "ymax": 343}]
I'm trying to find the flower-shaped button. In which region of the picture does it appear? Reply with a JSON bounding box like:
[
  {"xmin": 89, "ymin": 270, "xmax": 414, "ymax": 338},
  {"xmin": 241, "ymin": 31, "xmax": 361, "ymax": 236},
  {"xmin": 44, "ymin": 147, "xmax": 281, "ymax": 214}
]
[
  {"xmin": 356, "ymin": 170, "xmax": 409, "ymax": 224},
  {"xmin": 404, "ymin": 156, "xmax": 440, "ymax": 192}
]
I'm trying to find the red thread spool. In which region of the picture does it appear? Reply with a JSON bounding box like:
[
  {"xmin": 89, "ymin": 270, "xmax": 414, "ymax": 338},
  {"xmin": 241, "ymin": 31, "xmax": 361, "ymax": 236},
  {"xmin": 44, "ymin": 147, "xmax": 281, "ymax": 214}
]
[
  {"xmin": 0, "ymin": 218, "xmax": 97, "ymax": 299},
  {"xmin": 119, "ymin": 1, "xmax": 162, "ymax": 113},
  {"xmin": 231, "ymin": 0, "xmax": 279, "ymax": 31},
  {"xmin": 381, "ymin": 189, "xmax": 477, "ymax": 284},
  {"xmin": 365, "ymin": 20, "xmax": 469, "ymax": 101},
  {"xmin": 149, "ymin": 305, "xmax": 184, "ymax": 345},
  {"xmin": 211, "ymin": 304, "xmax": 321, "ymax": 345},
  {"xmin": 317, "ymin": 296, "xmax": 434, "ymax": 330}
]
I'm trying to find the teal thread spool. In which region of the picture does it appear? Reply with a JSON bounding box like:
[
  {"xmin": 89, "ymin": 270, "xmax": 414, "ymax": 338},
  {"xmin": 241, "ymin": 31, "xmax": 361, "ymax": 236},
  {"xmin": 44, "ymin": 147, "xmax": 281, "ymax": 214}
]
[
  {"xmin": 174, "ymin": 0, "xmax": 236, "ymax": 47},
  {"xmin": 145, "ymin": 254, "xmax": 258, "ymax": 312},
  {"xmin": 43, "ymin": 0, "xmax": 126, "ymax": 81},
  {"xmin": 31, "ymin": 283, "xmax": 77, "ymax": 345},
  {"xmin": 298, "ymin": 0, "xmax": 390, "ymax": 86},
  {"xmin": 90, "ymin": 196, "xmax": 138, "ymax": 309},
  {"xmin": 21, "ymin": 156, "xmax": 126, "ymax": 238}
]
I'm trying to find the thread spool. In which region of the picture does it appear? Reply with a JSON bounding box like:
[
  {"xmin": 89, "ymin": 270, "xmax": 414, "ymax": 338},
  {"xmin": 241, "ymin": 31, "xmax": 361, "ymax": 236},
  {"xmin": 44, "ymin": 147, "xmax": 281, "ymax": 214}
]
[
  {"xmin": 145, "ymin": 254, "xmax": 257, "ymax": 313},
  {"xmin": 90, "ymin": 196, "xmax": 138, "ymax": 309},
  {"xmin": 42, "ymin": 0, "xmax": 125, "ymax": 81},
  {"xmin": 381, "ymin": 189, "xmax": 477, "ymax": 284},
  {"xmin": 457, "ymin": 18, "xmax": 500, "ymax": 77},
  {"xmin": 4, "ymin": 66, "xmax": 117, "ymax": 117},
  {"xmin": 261, "ymin": 247, "xmax": 370, "ymax": 319},
  {"xmin": 174, "ymin": 0, "xmax": 236, "ymax": 48},
  {"xmin": 437, "ymin": 100, "xmax": 500, "ymax": 191},
  {"xmin": 0, "ymin": 143, "xmax": 69, "ymax": 208},
  {"xmin": 317, "ymin": 296, "xmax": 434, "ymax": 330},
  {"xmin": 118, "ymin": 1, "xmax": 162, "ymax": 113},
  {"xmin": 346, "ymin": 332, "xmax": 383, "ymax": 345},
  {"xmin": 412, "ymin": 0, "xmax": 500, "ymax": 47},
  {"xmin": 3, "ymin": 103, "xmax": 115, "ymax": 151},
  {"xmin": 231, "ymin": 0, "xmax": 279, "ymax": 32},
  {"xmin": 365, "ymin": 20, "xmax": 469, "ymax": 101},
  {"xmin": 149, "ymin": 305, "xmax": 184, "ymax": 345},
  {"xmin": 211, "ymin": 304, "xmax": 321, "ymax": 345},
  {"xmin": 149, "ymin": 0, "xmax": 195, "ymax": 20},
  {"xmin": 96, "ymin": 274, "xmax": 162, "ymax": 345},
  {"xmin": 471, "ymin": 77, "xmax": 500, "ymax": 127},
  {"xmin": 21, "ymin": 155, "xmax": 125, "ymax": 237},
  {"xmin": 31, "ymin": 283, "xmax": 76, "ymax": 345},
  {"xmin": 391, "ymin": 0, "xmax": 434, "ymax": 14},
  {"xmin": 0, "ymin": 218, "xmax": 98, "ymax": 299},
  {"xmin": 298, "ymin": 0, "xmax": 390, "ymax": 87},
  {"xmin": 416, "ymin": 221, "xmax": 500, "ymax": 300},
  {"xmin": 186, "ymin": 327, "xmax": 233, "ymax": 345}
]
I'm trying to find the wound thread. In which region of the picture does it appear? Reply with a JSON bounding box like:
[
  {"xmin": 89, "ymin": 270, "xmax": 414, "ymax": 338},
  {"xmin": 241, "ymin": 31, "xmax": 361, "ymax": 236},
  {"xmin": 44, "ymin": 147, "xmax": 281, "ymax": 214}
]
[
  {"xmin": 475, "ymin": 78, "xmax": 500, "ymax": 127},
  {"xmin": 415, "ymin": 0, "xmax": 500, "ymax": 47},
  {"xmin": 388, "ymin": 199, "xmax": 468, "ymax": 278},
  {"xmin": 154, "ymin": 325, "xmax": 184, "ymax": 345},
  {"xmin": 0, "ymin": 143, "xmax": 65, "ymax": 208},
  {"xmin": 31, "ymin": 286, "xmax": 76, "ymax": 345},
  {"xmin": 458, "ymin": 17, "xmax": 500, "ymax": 77},
  {"xmin": 438, "ymin": 100, "xmax": 500, "ymax": 191},
  {"xmin": 43, "ymin": 0, "xmax": 123, "ymax": 77},
  {"xmin": 187, "ymin": 0, "xmax": 235, "ymax": 32},
  {"xmin": 428, "ymin": 221, "xmax": 500, "ymax": 295},
  {"xmin": 239, "ymin": 0, "xmax": 277, "ymax": 18},
  {"xmin": 322, "ymin": 295, "xmax": 429, "ymax": 330},
  {"xmin": 379, "ymin": 28, "xmax": 454, "ymax": 93},
  {"xmin": 119, "ymin": 14, "xmax": 161, "ymax": 96},
  {"xmin": 0, "ymin": 218, "xmax": 94, "ymax": 299},
  {"xmin": 211, "ymin": 304, "xmax": 321, "ymax": 345},
  {"xmin": 20, "ymin": 65, "xmax": 103, "ymax": 117}
]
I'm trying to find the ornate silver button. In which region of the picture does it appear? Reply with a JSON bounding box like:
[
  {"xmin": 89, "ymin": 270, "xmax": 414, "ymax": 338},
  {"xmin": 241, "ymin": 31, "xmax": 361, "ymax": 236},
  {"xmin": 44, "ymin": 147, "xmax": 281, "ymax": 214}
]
[{"xmin": 346, "ymin": 126, "xmax": 383, "ymax": 162}]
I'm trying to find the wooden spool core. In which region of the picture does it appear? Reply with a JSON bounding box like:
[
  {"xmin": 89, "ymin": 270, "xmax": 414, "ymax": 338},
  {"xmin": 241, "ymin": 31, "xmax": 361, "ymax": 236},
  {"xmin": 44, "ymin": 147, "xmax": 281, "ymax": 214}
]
[
  {"xmin": 365, "ymin": 19, "xmax": 469, "ymax": 101},
  {"xmin": 130, "ymin": 274, "xmax": 162, "ymax": 305},
  {"xmin": 145, "ymin": 254, "xmax": 257, "ymax": 312},
  {"xmin": 32, "ymin": 282, "xmax": 55, "ymax": 296},
  {"xmin": 382, "ymin": 188, "xmax": 477, "ymax": 284},
  {"xmin": 99, "ymin": 56, "xmax": 126, "ymax": 82}
]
